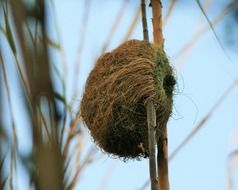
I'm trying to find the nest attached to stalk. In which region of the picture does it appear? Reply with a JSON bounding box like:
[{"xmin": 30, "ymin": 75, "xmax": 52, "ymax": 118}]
[{"xmin": 81, "ymin": 40, "xmax": 176, "ymax": 159}]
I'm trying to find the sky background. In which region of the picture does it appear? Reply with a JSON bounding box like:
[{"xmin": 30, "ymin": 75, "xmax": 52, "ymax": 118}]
[{"xmin": 1, "ymin": 0, "xmax": 238, "ymax": 190}]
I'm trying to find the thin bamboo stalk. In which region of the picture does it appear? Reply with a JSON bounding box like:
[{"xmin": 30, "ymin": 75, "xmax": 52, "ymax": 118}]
[
  {"xmin": 151, "ymin": 1, "xmax": 170, "ymax": 190},
  {"xmin": 163, "ymin": 0, "xmax": 176, "ymax": 26},
  {"xmin": 147, "ymin": 100, "xmax": 158, "ymax": 190},
  {"xmin": 0, "ymin": 51, "xmax": 18, "ymax": 190},
  {"xmin": 169, "ymin": 79, "xmax": 238, "ymax": 161},
  {"xmin": 173, "ymin": 0, "xmax": 238, "ymax": 62},
  {"xmin": 101, "ymin": 0, "xmax": 130, "ymax": 53},
  {"xmin": 123, "ymin": 3, "xmax": 141, "ymax": 41},
  {"xmin": 141, "ymin": 1, "xmax": 157, "ymax": 189},
  {"xmin": 157, "ymin": 128, "xmax": 169, "ymax": 190},
  {"xmin": 141, "ymin": 0, "xmax": 149, "ymax": 41},
  {"xmin": 151, "ymin": 0, "xmax": 163, "ymax": 48}
]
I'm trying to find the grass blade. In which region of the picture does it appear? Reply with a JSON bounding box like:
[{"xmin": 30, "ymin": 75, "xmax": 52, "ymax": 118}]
[
  {"xmin": 123, "ymin": 2, "xmax": 141, "ymax": 41},
  {"xmin": 101, "ymin": 0, "xmax": 130, "ymax": 53},
  {"xmin": 0, "ymin": 156, "xmax": 7, "ymax": 190},
  {"xmin": 174, "ymin": 0, "xmax": 238, "ymax": 64},
  {"xmin": 195, "ymin": 0, "xmax": 233, "ymax": 62},
  {"xmin": 163, "ymin": 0, "xmax": 176, "ymax": 25},
  {"xmin": 3, "ymin": 5, "xmax": 16, "ymax": 55}
]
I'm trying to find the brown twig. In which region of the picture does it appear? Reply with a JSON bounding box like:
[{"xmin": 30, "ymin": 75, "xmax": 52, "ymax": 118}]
[
  {"xmin": 141, "ymin": 1, "xmax": 157, "ymax": 189},
  {"xmin": 66, "ymin": 147, "xmax": 96, "ymax": 190},
  {"xmin": 72, "ymin": 0, "xmax": 91, "ymax": 101},
  {"xmin": 0, "ymin": 54, "xmax": 18, "ymax": 190},
  {"xmin": 174, "ymin": 0, "xmax": 214, "ymax": 71},
  {"xmin": 157, "ymin": 128, "xmax": 169, "ymax": 190},
  {"xmin": 123, "ymin": 3, "xmax": 141, "ymax": 41},
  {"xmin": 151, "ymin": 1, "xmax": 169, "ymax": 190},
  {"xmin": 163, "ymin": 0, "xmax": 176, "ymax": 26},
  {"xmin": 0, "ymin": 156, "xmax": 7, "ymax": 190},
  {"xmin": 9, "ymin": 1, "xmax": 65, "ymax": 190},
  {"xmin": 147, "ymin": 101, "xmax": 158, "ymax": 190},
  {"xmin": 98, "ymin": 160, "xmax": 117, "ymax": 190},
  {"xmin": 169, "ymin": 79, "xmax": 238, "ymax": 161},
  {"xmin": 151, "ymin": 0, "xmax": 163, "ymax": 48},
  {"xmin": 101, "ymin": 0, "xmax": 130, "ymax": 53},
  {"xmin": 227, "ymin": 149, "xmax": 238, "ymax": 190},
  {"xmin": 141, "ymin": 0, "xmax": 149, "ymax": 41},
  {"xmin": 173, "ymin": 0, "xmax": 238, "ymax": 64}
]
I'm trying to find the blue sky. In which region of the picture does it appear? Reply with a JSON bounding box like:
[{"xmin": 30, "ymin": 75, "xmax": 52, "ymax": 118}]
[{"xmin": 1, "ymin": 0, "xmax": 238, "ymax": 190}]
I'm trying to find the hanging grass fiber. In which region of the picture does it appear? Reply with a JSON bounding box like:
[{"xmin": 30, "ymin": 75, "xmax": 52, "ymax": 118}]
[{"xmin": 81, "ymin": 40, "xmax": 176, "ymax": 159}]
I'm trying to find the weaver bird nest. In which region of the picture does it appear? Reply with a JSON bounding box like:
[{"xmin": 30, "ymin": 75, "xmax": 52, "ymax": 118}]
[{"xmin": 81, "ymin": 40, "xmax": 176, "ymax": 159}]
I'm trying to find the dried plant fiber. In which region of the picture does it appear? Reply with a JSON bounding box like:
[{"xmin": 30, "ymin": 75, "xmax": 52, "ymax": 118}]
[{"xmin": 81, "ymin": 40, "xmax": 176, "ymax": 159}]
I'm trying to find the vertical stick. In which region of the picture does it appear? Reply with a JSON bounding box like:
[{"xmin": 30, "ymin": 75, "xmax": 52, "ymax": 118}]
[
  {"xmin": 157, "ymin": 128, "xmax": 169, "ymax": 190},
  {"xmin": 141, "ymin": 1, "xmax": 157, "ymax": 190},
  {"xmin": 151, "ymin": 0, "xmax": 170, "ymax": 190},
  {"xmin": 151, "ymin": 0, "xmax": 163, "ymax": 48},
  {"xmin": 146, "ymin": 101, "xmax": 158, "ymax": 190},
  {"xmin": 141, "ymin": 0, "xmax": 149, "ymax": 41}
]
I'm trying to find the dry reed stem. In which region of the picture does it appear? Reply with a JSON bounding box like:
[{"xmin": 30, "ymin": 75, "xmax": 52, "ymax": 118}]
[
  {"xmin": 50, "ymin": 0, "xmax": 68, "ymax": 125},
  {"xmin": 62, "ymin": 109, "xmax": 81, "ymax": 188},
  {"xmin": 151, "ymin": 0, "xmax": 170, "ymax": 190},
  {"xmin": 227, "ymin": 150, "xmax": 238, "ymax": 190},
  {"xmin": 147, "ymin": 100, "xmax": 158, "ymax": 190},
  {"xmin": 101, "ymin": 0, "xmax": 130, "ymax": 53},
  {"xmin": 157, "ymin": 127, "xmax": 169, "ymax": 190},
  {"xmin": 2, "ymin": 4, "xmax": 31, "ymax": 97},
  {"xmin": 9, "ymin": 1, "xmax": 65, "ymax": 190},
  {"xmin": 139, "ymin": 79, "xmax": 238, "ymax": 190},
  {"xmin": 91, "ymin": 0, "xmax": 132, "ymax": 83},
  {"xmin": 123, "ymin": 3, "xmax": 141, "ymax": 41},
  {"xmin": 169, "ymin": 79, "xmax": 238, "ymax": 161},
  {"xmin": 163, "ymin": 0, "xmax": 213, "ymax": 26},
  {"xmin": 195, "ymin": 0, "xmax": 231, "ymax": 63},
  {"xmin": 174, "ymin": 0, "xmax": 238, "ymax": 65},
  {"xmin": 142, "ymin": 1, "xmax": 157, "ymax": 189},
  {"xmin": 0, "ymin": 53, "xmax": 18, "ymax": 190},
  {"xmin": 0, "ymin": 50, "xmax": 6, "ymax": 190},
  {"xmin": 98, "ymin": 161, "xmax": 117, "ymax": 190},
  {"xmin": 175, "ymin": 0, "xmax": 214, "ymax": 71},
  {"xmin": 63, "ymin": 109, "xmax": 81, "ymax": 157},
  {"xmin": 12, "ymin": 22, "xmax": 53, "ymax": 142},
  {"xmin": 0, "ymin": 156, "xmax": 7, "ymax": 190},
  {"xmin": 66, "ymin": 147, "xmax": 96, "ymax": 190},
  {"xmin": 72, "ymin": 0, "xmax": 91, "ymax": 100},
  {"xmin": 163, "ymin": 0, "xmax": 176, "ymax": 26},
  {"xmin": 141, "ymin": 0, "xmax": 149, "ymax": 41},
  {"xmin": 151, "ymin": 0, "xmax": 163, "ymax": 48},
  {"xmin": 9, "ymin": 1, "xmax": 32, "ymax": 89}
]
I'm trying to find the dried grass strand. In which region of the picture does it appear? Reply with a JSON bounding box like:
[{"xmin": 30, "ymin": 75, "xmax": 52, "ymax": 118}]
[
  {"xmin": 101, "ymin": 0, "xmax": 130, "ymax": 53},
  {"xmin": 163, "ymin": 0, "xmax": 176, "ymax": 26},
  {"xmin": 123, "ymin": 3, "xmax": 141, "ymax": 41},
  {"xmin": 174, "ymin": 0, "xmax": 238, "ymax": 63}
]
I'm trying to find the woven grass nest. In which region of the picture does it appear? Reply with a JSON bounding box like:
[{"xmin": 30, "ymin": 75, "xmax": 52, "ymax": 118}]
[{"xmin": 81, "ymin": 40, "xmax": 176, "ymax": 159}]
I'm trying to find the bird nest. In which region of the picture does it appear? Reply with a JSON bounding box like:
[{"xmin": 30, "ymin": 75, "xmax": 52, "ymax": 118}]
[{"xmin": 81, "ymin": 40, "xmax": 176, "ymax": 159}]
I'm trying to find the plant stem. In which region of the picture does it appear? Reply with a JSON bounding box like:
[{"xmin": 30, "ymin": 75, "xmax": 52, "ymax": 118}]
[
  {"xmin": 146, "ymin": 100, "xmax": 158, "ymax": 190},
  {"xmin": 141, "ymin": 1, "xmax": 157, "ymax": 189},
  {"xmin": 151, "ymin": 0, "xmax": 163, "ymax": 48},
  {"xmin": 141, "ymin": 0, "xmax": 149, "ymax": 41},
  {"xmin": 157, "ymin": 128, "xmax": 169, "ymax": 190},
  {"xmin": 151, "ymin": 0, "xmax": 169, "ymax": 190}
]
